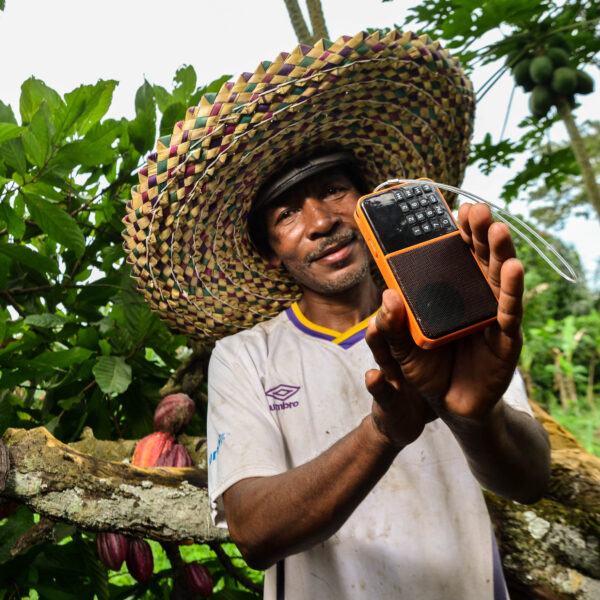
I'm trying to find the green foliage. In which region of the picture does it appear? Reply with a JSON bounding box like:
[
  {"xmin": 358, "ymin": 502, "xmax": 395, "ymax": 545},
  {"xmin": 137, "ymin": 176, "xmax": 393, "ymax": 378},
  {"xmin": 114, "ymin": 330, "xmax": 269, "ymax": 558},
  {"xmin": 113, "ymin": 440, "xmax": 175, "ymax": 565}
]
[
  {"xmin": 0, "ymin": 67, "xmax": 260, "ymax": 597},
  {"xmin": 515, "ymin": 226, "xmax": 600, "ymax": 455},
  {"xmin": 405, "ymin": 0, "xmax": 600, "ymax": 205}
]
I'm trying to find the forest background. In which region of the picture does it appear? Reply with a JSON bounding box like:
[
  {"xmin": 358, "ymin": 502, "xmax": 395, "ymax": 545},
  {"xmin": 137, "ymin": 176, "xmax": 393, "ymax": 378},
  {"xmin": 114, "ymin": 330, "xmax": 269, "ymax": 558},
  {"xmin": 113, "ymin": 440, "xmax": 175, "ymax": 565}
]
[{"xmin": 0, "ymin": 0, "xmax": 599, "ymax": 598}]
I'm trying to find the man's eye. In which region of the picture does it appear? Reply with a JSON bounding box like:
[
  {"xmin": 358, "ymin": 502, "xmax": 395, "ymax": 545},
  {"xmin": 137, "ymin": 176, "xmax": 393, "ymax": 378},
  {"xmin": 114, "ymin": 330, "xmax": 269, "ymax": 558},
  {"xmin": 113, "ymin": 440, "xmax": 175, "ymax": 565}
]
[
  {"xmin": 275, "ymin": 208, "xmax": 293, "ymax": 223},
  {"xmin": 325, "ymin": 185, "xmax": 345, "ymax": 198}
]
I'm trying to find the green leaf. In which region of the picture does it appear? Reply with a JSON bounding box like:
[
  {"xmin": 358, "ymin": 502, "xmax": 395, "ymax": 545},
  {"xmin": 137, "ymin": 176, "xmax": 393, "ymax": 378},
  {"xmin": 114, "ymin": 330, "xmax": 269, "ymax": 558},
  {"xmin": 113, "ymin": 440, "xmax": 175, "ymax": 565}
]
[
  {"xmin": 0, "ymin": 242, "xmax": 59, "ymax": 275},
  {"xmin": 92, "ymin": 356, "xmax": 132, "ymax": 394},
  {"xmin": 128, "ymin": 114, "xmax": 156, "ymax": 154},
  {"xmin": 0, "ymin": 202, "xmax": 26, "ymax": 239},
  {"xmin": 54, "ymin": 120, "xmax": 121, "ymax": 168},
  {"xmin": 19, "ymin": 77, "xmax": 64, "ymax": 124},
  {"xmin": 159, "ymin": 102, "xmax": 186, "ymax": 136},
  {"xmin": 24, "ymin": 194, "xmax": 86, "ymax": 257},
  {"xmin": 153, "ymin": 84, "xmax": 172, "ymax": 112},
  {"xmin": 0, "ymin": 100, "xmax": 17, "ymax": 124},
  {"xmin": 134, "ymin": 79, "xmax": 155, "ymax": 117},
  {"xmin": 58, "ymin": 80, "xmax": 118, "ymax": 137},
  {"xmin": 0, "ymin": 122, "xmax": 24, "ymax": 145},
  {"xmin": 173, "ymin": 64, "xmax": 197, "ymax": 101},
  {"xmin": 32, "ymin": 347, "xmax": 93, "ymax": 369},
  {"xmin": 25, "ymin": 314, "xmax": 69, "ymax": 329},
  {"xmin": 22, "ymin": 100, "xmax": 54, "ymax": 167},
  {"xmin": 0, "ymin": 137, "xmax": 27, "ymax": 175}
]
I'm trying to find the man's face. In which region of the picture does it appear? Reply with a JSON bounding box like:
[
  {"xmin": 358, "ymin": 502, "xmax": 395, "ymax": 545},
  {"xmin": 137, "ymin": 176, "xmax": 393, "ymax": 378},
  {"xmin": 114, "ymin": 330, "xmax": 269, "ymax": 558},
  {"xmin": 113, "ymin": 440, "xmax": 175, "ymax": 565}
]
[{"xmin": 263, "ymin": 168, "xmax": 372, "ymax": 295}]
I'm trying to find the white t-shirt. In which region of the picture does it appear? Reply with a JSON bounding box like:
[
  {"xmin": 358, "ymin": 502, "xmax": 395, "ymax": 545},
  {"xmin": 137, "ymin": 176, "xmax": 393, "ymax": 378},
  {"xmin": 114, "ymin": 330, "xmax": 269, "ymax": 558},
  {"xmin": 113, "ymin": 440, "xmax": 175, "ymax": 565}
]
[{"xmin": 207, "ymin": 302, "xmax": 532, "ymax": 599}]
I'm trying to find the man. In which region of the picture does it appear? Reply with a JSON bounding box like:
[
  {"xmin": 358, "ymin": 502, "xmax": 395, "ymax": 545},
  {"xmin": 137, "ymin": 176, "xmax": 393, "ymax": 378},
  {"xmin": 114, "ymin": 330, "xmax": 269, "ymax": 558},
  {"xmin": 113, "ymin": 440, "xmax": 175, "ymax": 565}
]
[{"xmin": 123, "ymin": 30, "xmax": 551, "ymax": 599}]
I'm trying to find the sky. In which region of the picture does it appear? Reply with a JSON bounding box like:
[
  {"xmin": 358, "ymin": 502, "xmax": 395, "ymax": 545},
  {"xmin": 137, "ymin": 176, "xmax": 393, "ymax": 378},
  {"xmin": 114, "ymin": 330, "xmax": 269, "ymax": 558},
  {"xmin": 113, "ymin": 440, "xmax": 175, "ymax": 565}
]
[{"xmin": 1, "ymin": 0, "xmax": 598, "ymax": 286}]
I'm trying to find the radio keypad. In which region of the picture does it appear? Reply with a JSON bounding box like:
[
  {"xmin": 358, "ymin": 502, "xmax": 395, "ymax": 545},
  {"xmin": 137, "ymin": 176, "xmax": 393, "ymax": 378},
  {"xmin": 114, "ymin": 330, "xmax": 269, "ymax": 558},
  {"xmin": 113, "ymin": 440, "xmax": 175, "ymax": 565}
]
[
  {"xmin": 391, "ymin": 184, "xmax": 457, "ymax": 241},
  {"xmin": 362, "ymin": 182, "xmax": 458, "ymax": 253}
]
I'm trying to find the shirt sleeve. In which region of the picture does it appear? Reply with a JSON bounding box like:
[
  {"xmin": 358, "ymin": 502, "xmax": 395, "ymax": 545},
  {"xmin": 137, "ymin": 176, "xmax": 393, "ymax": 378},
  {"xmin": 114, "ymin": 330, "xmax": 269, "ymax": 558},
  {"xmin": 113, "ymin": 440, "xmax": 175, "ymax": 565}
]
[
  {"xmin": 502, "ymin": 369, "xmax": 533, "ymax": 417},
  {"xmin": 207, "ymin": 337, "xmax": 287, "ymax": 528}
]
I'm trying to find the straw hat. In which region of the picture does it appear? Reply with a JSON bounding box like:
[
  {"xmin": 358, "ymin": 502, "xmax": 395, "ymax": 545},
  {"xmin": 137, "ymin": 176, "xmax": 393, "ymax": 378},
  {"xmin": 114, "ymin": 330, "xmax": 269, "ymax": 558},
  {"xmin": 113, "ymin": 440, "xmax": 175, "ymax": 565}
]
[{"xmin": 122, "ymin": 29, "xmax": 475, "ymax": 343}]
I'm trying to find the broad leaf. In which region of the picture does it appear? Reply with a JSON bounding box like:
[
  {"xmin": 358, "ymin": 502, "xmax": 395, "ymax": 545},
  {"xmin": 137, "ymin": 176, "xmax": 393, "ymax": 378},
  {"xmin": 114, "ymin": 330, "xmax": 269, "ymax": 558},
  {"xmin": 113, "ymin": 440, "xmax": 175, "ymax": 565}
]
[
  {"xmin": 0, "ymin": 202, "xmax": 26, "ymax": 239},
  {"xmin": 19, "ymin": 77, "xmax": 64, "ymax": 124},
  {"xmin": 25, "ymin": 314, "xmax": 69, "ymax": 329},
  {"xmin": 24, "ymin": 194, "xmax": 86, "ymax": 257},
  {"xmin": 31, "ymin": 347, "xmax": 93, "ymax": 369},
  {"xmin": 59, "ymin": 80, "xmax": 118, "ymax": 137},
  {"xmin": 134, "ymin": 79, "xmax": 155, "ymax": 117},
  {"xmin": 92, "ymin": 355, "xmax": 132, "ymax": 395},
  {"xmin": 22, "ymin": 100, "xmax": 55, "ymax": 167},
  {"xmin": 173, "ymin": 64, "xmax": 197, "ymax": 102},
  {"xmin": 0, "ymin": 122, "xmax": 24, "ymax": 145},
  {"xmin": 159, "ymin": 102, "xmax": 186, "ymax": 136},
  {"xmin": 0, "ymin": 242, "xmax": 59, "ymax": 275}
]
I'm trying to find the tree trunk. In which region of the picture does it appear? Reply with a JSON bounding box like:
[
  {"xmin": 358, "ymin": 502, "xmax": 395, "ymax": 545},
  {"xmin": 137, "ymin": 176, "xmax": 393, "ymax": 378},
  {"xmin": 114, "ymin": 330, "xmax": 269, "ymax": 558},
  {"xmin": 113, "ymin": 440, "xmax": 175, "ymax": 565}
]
[
  {"xmin": 283, "ymin": 0, "xmax": 312, "ymax": 45},
  {"xmin": 306, "ymin": 0, "xmax": 329, "ymax": 42},
  {"xmin": 1, "ymin": 405, "xmax": 598, "ymax": 598},
  {"xmin": 556, "ymin": 96, "xmax": 600, "ymax": 222}
]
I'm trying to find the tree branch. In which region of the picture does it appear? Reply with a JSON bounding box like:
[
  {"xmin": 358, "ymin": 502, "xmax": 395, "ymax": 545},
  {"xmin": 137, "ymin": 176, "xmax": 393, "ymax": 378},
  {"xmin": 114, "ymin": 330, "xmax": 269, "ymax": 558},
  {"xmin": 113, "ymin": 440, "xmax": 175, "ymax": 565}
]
[{"xmin": 0, "ymin": 427, "xmax": 228, "ymax": 544}]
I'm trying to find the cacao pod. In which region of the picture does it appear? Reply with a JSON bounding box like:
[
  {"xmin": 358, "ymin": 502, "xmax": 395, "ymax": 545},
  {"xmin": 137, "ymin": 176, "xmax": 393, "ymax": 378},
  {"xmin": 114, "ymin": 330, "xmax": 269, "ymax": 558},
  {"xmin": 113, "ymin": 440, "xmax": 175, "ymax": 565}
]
[
  {"xmin": 154, "ymin": 443, "xmax": 194, "ymax": 467},
  {"xmin": 153, "ymin": 393, "xmax": 195, "ymax": 434},
  {"xmin": 96, "ymin": 532, "xmax": 128, "ymax": 571},
  {"xmin": 131, "ymin": 431, "xmax": 175, "ymax": 468},
  {"xmin": 126, "ymin": 537, "xmax": 154, "ymax": 584},
  {"xmin": 185, "ymin": 561, "xmax": 213, "ymax": 597}
]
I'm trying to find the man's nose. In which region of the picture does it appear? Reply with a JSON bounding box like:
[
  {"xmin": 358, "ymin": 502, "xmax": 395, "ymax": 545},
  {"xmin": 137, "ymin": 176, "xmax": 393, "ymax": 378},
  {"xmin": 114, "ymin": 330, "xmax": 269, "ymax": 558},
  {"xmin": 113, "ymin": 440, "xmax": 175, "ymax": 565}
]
[{"xmin": 304, "ymin": 197, "xmax": 338, "ymax": 239}]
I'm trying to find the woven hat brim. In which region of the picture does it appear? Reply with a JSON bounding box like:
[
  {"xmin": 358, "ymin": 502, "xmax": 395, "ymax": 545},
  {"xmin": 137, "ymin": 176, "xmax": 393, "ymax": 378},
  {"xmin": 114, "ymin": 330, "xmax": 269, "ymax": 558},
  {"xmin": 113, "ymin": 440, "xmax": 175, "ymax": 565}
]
[{"xmin": 122, "ymin": 29, "xmax": 475, "ymax": 342}]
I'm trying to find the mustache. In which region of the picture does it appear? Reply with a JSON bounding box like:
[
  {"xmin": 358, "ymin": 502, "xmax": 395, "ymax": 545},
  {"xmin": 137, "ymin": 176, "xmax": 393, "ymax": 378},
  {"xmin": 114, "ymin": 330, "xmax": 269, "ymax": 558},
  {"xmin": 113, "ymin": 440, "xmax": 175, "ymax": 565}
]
[{"xmin": 305, "ymin": 230, "xmax": 359, "ymax": 263}]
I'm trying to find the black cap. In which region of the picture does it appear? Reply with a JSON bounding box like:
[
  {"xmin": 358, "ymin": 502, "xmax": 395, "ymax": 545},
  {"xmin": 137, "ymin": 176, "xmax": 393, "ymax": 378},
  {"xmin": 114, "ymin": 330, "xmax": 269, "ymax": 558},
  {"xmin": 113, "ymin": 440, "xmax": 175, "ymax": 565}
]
[{"xmin": 254, "ymin": 150, "xmax": 357, "ymax": 211}]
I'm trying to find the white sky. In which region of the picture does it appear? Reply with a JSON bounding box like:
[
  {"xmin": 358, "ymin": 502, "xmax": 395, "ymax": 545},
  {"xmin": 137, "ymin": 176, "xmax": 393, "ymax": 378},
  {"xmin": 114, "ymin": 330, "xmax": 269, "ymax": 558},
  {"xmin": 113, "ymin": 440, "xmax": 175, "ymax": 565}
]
[{"xmin": 1, "ymin": 0, "xmax": 598, "ymax": 285}]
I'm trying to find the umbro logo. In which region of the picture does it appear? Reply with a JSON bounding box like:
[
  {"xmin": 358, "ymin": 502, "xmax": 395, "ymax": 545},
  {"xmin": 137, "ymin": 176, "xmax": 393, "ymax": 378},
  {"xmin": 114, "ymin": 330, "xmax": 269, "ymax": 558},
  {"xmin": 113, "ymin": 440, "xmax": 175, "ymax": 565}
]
[{"xmin": 266, "ymin": 384, "xmax": 300, "ymax": 411}]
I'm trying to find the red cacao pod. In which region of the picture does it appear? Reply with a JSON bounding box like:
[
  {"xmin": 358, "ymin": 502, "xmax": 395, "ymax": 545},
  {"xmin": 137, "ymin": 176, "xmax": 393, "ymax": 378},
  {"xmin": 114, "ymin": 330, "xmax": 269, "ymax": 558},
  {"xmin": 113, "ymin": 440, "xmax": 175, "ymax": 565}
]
[
  {"xmin": 153, "ymin": 393, "xmax": 195, "ymax": 434},
  {"xmin": 126, "ymin": 537, "xmax": 154, "ymax": 584},
  {"xmin": 185, "ymin": 561, "xmax": 213, "ymax": 597},
  {"xmin": 96, "ymin": 532, "xmax": 128, "ymax": 571},
  {"xmin": 131, "ymin": 431, "xmax": 175, "ymax": 468},
  {"xmin": 154, "ymin": 443, "xmax": 194, "ymax": 467}
]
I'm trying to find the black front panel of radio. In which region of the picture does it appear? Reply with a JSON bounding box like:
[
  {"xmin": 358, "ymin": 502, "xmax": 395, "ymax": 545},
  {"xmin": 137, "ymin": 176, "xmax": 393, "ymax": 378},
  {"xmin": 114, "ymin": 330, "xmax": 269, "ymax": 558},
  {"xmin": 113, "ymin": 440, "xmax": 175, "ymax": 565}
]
[{"xmin": 360, "ymin": 183, "xmax": 458, "ymax": 255}]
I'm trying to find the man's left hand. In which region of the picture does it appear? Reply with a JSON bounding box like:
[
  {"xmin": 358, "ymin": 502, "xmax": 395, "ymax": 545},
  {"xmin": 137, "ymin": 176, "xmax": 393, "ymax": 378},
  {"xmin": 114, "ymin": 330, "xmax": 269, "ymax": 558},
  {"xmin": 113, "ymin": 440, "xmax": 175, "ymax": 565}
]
[{"xmin": 366, "ymin": 202, "xmax": 524, "ymax": 419}]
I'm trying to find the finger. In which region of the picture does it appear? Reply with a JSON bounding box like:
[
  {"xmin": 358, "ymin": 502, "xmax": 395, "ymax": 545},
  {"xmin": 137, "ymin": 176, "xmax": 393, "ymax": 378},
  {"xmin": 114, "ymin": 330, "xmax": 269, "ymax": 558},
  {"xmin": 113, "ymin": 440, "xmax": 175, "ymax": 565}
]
[
  {"xmin": 496, "ymin": 257, "xmax": 524, "ymax": 339},
  {"xmin": 457, "ymin": 203, "xmax": 473, "ymax": 246},
  {"xmin": 486, "ymin": 221, "xmax": 517, "ymax": 296},
  {"xmin": 365, "ymin": 369, "xmax": 398, "ymax": 411},
  {"xmin": 365, "ymin": 316, "xmax": 404, "ymax": 384},
  {"xmin": 466, "ymin": 203, "xmax": 494, "ymax": 270},
  {"xmin": 373, "ymin": 289, "xmax": 416, "ymax": 364}
]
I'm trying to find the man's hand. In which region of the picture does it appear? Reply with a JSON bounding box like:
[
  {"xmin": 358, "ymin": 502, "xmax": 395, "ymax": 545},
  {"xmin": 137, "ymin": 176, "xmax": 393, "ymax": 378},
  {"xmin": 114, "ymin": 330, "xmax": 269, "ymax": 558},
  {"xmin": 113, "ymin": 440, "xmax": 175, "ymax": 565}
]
[{"xmin": 365, "ymin": 202, "xmax": 524, "ymax": 420}]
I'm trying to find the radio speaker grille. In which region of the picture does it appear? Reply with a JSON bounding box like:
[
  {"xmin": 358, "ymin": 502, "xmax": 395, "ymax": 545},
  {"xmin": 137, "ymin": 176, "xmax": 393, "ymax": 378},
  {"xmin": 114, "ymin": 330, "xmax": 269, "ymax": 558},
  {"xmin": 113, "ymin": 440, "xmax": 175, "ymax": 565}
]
[{"xmin": 387, "ymin": 234, "xmax": 498, "ymax": 340}]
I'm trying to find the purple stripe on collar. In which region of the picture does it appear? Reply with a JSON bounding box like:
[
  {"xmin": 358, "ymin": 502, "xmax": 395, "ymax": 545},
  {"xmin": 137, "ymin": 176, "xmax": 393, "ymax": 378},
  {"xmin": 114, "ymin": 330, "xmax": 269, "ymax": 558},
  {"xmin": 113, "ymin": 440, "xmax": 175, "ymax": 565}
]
[
  {"xmin": 285, "ymin": 306, "xmax": 336, "ymax": 342},
  {"xmin": 337, "ymin": 329, "xmax": 367, "ymax": 349}
]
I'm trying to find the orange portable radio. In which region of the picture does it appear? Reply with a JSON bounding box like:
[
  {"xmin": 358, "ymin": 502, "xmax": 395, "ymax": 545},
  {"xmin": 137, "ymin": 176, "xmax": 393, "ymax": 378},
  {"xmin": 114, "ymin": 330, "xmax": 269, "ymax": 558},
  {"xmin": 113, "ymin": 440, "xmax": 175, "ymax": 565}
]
[{"xmin": 355, "ymin": 179, "xmax": 498, "ymax": 349}]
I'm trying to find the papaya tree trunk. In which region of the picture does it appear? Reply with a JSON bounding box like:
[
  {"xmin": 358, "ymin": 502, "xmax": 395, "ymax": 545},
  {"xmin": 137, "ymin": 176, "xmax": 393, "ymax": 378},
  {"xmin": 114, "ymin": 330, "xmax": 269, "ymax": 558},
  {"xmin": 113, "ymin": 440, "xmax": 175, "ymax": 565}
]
[
  {"xmin": 283, "ymin": 0, "xmax": 312, "ymax": 45},
  {"xmin": 556, "ymin": 96, "xmax": 600, "ymax": 221}
]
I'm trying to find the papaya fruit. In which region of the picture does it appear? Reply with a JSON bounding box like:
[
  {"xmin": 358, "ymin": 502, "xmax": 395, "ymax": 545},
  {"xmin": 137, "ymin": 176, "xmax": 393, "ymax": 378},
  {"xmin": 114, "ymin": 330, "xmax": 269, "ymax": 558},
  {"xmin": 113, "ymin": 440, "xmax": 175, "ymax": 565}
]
[
  {"xmin": 513, "ymin": 58, "xmax": 534, "ymax": 89},
  {"xmin": 529, "ymin": 85, "xmax": 553, "ymax": 118},
  {"xmin": 575, "ymin": 70, "xmax": 595, "ymax": 95},
  {"xmin": 546, "ymin": 47, "xmax": 570, "ymax": 68},
  {"xmin": 547, "ymin": 33, "xmax": 572, "ymax": 52},
  {"xmin": 530, "ymin": 56, "xmax": 554, "ymax": 84},
  {"xmin": 551, "ymin": 66, "xmax": 578, "ymax": 95}
]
